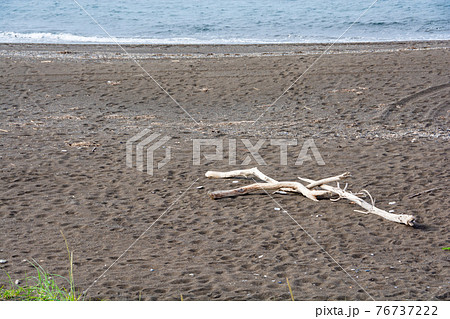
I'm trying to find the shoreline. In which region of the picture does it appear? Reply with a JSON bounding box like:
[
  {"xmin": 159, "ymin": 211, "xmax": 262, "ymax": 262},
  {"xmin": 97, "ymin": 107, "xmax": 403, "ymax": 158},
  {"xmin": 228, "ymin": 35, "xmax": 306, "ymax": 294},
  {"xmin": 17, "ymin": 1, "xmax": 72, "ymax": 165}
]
[{"xmin": 0, "ymin": 40, "xmax": 449, "ymax": 60}]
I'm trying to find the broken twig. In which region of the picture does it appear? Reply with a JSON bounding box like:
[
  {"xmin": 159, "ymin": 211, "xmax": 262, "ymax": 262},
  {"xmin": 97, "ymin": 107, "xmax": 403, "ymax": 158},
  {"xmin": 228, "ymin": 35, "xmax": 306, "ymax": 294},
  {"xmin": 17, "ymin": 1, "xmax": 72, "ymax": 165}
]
[{"xmin": 408, "ymin": 187, "xmax": 440, "ymax": 199}]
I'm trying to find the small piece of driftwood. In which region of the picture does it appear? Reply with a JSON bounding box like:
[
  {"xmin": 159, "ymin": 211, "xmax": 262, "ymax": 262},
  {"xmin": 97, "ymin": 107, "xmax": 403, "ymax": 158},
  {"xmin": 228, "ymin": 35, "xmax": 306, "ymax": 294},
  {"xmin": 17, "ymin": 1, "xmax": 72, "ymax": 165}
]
[
  {"xmin": 205, "ymin": 167, "xmax": 416, "ymax": 226},
  {"xmin": 408, "ymin": 187, "xmax": 441, "ymax": 199},
  {"xmin": 205, "ymin": 167, "xmax": 277, "ymax": 183}
]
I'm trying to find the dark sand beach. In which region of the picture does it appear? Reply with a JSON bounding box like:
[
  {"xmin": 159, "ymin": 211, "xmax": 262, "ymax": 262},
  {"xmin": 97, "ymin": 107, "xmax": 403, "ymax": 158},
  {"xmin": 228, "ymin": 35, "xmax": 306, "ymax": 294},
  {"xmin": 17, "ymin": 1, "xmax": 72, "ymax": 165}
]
[{"xmin": 0, "ymin": 41, "xmax": 449, "ymax": 300}]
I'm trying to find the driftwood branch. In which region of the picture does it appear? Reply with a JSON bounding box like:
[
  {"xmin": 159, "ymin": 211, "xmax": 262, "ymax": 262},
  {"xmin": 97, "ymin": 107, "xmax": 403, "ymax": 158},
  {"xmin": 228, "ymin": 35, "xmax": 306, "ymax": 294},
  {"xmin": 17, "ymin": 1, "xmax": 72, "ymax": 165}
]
[
  {"xmin": 205, "ymin": 168, "xmax": 417, "ymax": 227},
  {"xmin": 208, "ymin": 181, "xmax": 328, "ymax": 201},
  {"xmin": 299, "ymin": 177, "xmax": 416, "ymax": 226},
  {"xmin": 304, "ymin": 172, "xmax": 350, "ymax": 189},
  {"xmin": 206, "ymin": 167, "xmax": 324, "ymax": 200},
  {"xmin": 205, "ymin": 167, "xmax": 277, "ymax": 183}
]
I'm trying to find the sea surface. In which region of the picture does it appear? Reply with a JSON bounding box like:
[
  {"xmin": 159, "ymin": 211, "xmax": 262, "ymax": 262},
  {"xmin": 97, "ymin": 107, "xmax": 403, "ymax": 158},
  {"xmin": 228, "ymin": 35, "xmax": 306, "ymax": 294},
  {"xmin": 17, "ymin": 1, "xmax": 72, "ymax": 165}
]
[{"xmin": 0, "ymin": 0, "xmax": 449, "ymax": 44}]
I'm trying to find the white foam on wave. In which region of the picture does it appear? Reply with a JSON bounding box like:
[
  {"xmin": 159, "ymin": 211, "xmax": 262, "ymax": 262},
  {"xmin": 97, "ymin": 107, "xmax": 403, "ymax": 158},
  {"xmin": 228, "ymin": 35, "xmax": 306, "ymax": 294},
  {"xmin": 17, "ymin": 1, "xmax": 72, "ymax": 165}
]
[
  {"xmin": 1, "ymin": 31, "xmax": 447, "ymax": 45},
  {"xmin": 0, "ymin": 31, "xmax": 148, "ymax": 44},
  {"xmin": 0, "ymin": 31, "xmax": 289, "ymax": 45}
]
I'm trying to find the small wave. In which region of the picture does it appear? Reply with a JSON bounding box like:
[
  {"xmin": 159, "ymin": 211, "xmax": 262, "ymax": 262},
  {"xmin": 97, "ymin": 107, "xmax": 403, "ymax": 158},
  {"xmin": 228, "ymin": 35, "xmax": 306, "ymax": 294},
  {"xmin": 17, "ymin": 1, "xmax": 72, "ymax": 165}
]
[
  {"xmin": 0, "ymin": 31, "xmax": 299, "ymax": 45},
  {"xmin": 0, "ymin": 31, "xmax": 147, "ymax": 44},
  {"xmin": 0, "ymin": 31, "xmax": 290, "ymax": 44},
  {"xmin": 0, "ymin": 31, "xmax": 448, "ymax": 45},
  {"xmin": 352, "ymin": 21, "xmax": 403, "ymax": 27}
]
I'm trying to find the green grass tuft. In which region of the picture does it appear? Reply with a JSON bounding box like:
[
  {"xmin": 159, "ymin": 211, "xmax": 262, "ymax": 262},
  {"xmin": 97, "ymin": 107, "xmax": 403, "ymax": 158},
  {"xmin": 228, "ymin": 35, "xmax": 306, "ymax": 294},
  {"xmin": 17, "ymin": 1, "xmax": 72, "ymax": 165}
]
[
  {"xmin": 1, "ymin": 259, "xmax": 79, "ymax": 301},
  {"xmin": 0, "ymin": 230, "xmax": 79, "ymax": 301}
]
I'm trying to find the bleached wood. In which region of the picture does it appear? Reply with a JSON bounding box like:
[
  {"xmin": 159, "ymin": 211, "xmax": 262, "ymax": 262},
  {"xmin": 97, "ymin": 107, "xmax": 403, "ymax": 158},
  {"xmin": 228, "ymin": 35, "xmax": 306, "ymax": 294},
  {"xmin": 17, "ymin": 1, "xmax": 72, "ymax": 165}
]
[
  {"xmin": 304, "ymin": 172, "xmax": 350, "ymax": 189},
  {"xmin": 208, "ymin": 181, "xmax": 319, "ymax": 201},
  {"xmin": 205, "ymin": 167, "xmax": 416, "ymax": 226},
  {"xmin": 205, "ymin": 167, "xmax": 277, "ymax": 183},
  {"xmin": 205, "ymin": 167, "xmax": 302, "ymax": 194},
  {"xmin": 205, "ymin": 168, "xmax": 325, "ymax": 200},
  {"xmin": 299, "ymin": 177, "xmax": 416, "ymax": 226}
]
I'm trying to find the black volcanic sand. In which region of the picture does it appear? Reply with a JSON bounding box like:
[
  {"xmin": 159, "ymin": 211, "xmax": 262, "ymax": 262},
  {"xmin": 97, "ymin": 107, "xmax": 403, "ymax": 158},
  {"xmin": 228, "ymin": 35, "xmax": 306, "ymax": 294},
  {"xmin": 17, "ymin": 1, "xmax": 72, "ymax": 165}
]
[{"xmin": 0, "ymin": 41, "xmax": 449, "ymax": 300}]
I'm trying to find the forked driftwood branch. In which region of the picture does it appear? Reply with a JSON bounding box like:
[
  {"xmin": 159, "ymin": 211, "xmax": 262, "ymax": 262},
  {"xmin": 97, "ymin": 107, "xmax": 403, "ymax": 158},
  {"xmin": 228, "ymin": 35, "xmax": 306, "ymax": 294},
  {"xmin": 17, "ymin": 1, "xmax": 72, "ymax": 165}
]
[
  {"xmin": 206, "ymin": 168, "xmax": 323, "ymax": 201},
  {"xmin": 205, "ymin": 167, "xmax": 416, "ymax": 226},
  {"xmin": 298, "ymin": 177, "xmax": 416, "ymax": 226}
]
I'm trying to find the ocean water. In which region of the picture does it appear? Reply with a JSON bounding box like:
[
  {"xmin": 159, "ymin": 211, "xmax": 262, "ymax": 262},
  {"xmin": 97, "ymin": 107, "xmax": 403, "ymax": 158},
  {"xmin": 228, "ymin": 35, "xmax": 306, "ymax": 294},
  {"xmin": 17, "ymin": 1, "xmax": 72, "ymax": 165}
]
[{"xmin": 0, "ymin": 0, "xmax": 449, "ymax": 44}]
